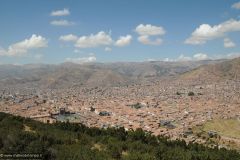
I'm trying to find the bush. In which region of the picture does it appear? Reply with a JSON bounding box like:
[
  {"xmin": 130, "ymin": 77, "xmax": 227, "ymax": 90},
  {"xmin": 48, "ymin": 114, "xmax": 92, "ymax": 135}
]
[
  {"xmin": 176, "ymin": 92, "xmax": 181, "ymax": 95},
  {"xmin": 188, "ymin": 91, "xmax": 195, "ymax": 96}
]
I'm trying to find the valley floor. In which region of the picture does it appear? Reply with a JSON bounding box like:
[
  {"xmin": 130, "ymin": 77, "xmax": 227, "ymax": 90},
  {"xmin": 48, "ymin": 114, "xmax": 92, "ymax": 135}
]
[{"xmin": 0, "ymin": 79, "xmax": 240, "ymax": 150}]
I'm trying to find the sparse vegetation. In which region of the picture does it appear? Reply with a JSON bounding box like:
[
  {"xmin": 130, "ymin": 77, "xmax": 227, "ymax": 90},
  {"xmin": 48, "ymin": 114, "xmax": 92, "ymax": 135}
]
[
  {"xmin": 188, "ymin": 91, "xmax": 195, "ymax": 96},
  {"xmin": 130, "ymin": 103, "xmax": 143, "ymax": 109},
  {"xmin": 202, "ymin": 119, "xmax": 240, "ymax": 139},
  {"xmin": 176, "ymin": 91, "xmax": 182, "ymax": 95},
  {"xmin": 193, "ymin": 119, "xmax": 240, "ymax": 150},
  {"xmin": 0, "ymin": 112, "xmax": 240, "ymax": 160}
]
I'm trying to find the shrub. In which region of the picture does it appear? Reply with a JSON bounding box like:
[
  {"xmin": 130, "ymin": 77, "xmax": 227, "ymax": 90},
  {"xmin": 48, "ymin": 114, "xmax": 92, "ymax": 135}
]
[{"xmin": 188, "ymin": 91, "xmax": 195, "ymax": 96}]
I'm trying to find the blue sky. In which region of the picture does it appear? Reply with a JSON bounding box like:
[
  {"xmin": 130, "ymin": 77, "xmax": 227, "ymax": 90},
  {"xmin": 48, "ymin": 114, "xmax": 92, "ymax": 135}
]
[{"xmin": 0, "ymin": 0, "xmax": 240, "ymax": 64}]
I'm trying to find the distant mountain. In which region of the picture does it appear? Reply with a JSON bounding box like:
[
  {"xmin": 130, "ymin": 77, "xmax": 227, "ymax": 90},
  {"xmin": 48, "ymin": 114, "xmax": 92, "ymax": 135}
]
[
  {"xmin": 0, "ymin": 60, "xmax": 225, "ymax": 89},
  {"xmin": 180, "ymin": 58, "xmax": 240, "ymax": 82}
]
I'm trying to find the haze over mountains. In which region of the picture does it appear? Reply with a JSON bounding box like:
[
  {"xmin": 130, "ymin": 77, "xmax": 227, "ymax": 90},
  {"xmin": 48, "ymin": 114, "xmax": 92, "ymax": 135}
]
[{"xmin": 0, "ymin": 59, "xmax": 229, "ymax": 89}]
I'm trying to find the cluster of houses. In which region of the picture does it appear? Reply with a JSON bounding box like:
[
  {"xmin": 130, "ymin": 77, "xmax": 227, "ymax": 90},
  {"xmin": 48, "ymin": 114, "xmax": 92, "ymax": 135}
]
[{"xmin": 0, "ymin": 79, "xmax": 239, "ymax": 145}]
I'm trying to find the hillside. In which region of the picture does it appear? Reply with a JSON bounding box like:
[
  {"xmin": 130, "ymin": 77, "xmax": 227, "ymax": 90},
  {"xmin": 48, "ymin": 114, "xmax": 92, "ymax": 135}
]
[
  {"xmin": 0, "ymin": 112, "xmax": 239, "ymax": 160},
  {"xmin": 180, "ymin": 58, "xmax": 240, "ymax": 82},
  {"xmin": 0, "ymin": 60, "xmax": 223, "ymax": 89}
]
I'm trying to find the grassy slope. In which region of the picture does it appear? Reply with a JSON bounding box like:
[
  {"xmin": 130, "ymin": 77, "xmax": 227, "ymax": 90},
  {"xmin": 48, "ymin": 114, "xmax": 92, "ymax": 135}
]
[{"xmin": 203, "ymin": 119, "xmax": 240, "ymax": 139}]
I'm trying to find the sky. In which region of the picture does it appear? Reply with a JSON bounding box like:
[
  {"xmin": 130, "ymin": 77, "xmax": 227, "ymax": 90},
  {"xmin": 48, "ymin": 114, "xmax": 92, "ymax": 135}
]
[{"xmin": 0, "ymin": 0, "xmax": 240, "ymax": 64}]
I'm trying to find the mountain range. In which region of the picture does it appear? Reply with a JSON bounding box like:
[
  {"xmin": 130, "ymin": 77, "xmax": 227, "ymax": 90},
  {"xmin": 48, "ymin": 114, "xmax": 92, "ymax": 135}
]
[{"xmin": 0, "ymin": 58, "xmax": 237, "ymax": 89}]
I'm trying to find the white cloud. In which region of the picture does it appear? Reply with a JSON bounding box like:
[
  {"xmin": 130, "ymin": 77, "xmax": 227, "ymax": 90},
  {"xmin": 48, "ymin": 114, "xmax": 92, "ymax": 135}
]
[
  {"xmin": 60, "ymin": 32, "xmax": 133, "ymax": 49},
  {"xmin": 163, "ymin": 58, "xmax": 174, "ymax": 62},
  {"xmin": 51, "ymin": 8, "xmax": 70, "ymax": 16},
  {"xmin": 225, "ymin": 52, "xmax": 240, "ymax": 59},
  {"xmin": 232, "ymin": 2, "xmax": 240, "ymax": 9},
  {"xmin": 105, "ymin": 47, "xmax": 112, "ymax": 52},
  {"xmin": 146, "ymin": 58, "xmax": 156, "ymax": 61},
  {"xmin": 213, "ymin": 52, "xmax": 240, "ymax": 59},
  {"xmin": 165, "ymin": 52, "xmax": 240, "ymax": 62},
  {"xmin": 0, "ymin": 34, "xmax": 48, "ymax": 57},
  {"xmin": 224, "ymin": 38, "xmax": 236, "ymax": 48},
  {"xmin": 185, "ymin": 19, "xmax": 240, "ymax": 44},
  {"xmin": 65, "ymin": 56, "xmax": 97, "ymax": 64},
  {"xmin": 138, "ymin": 35, "xmax": 163, "ymax": 45},
  {"xmin": 175, "ymin": 53, "xmax": 208, "ymax": 61},
  {"xmin": 59, "ymin": 34, "xmax": 78, "ymax": 42},
  {"xmin": 115, "ymin": 35, "xmax": 132, "ymax": 47},
  {"xmin": 193, "ymin": 53, "xmax": 208, "ymax": 60},
  {"xmin": 177, "ymin": 54, "xmax": 192, "ymax": 61},
  {"xmin": 135, "ymin": 24, "xmax": 165, "ymax": 45},
  {"xmin": 75, "ymin": 31, "xmax": 113, "ymax": 48},
  {"xmin": 50, "ymin": 20, "xmax": 74, "ymax": 26},
  {"xmin": 135, "ymin": 24, "xmax": 165, "ymax": 36}
]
